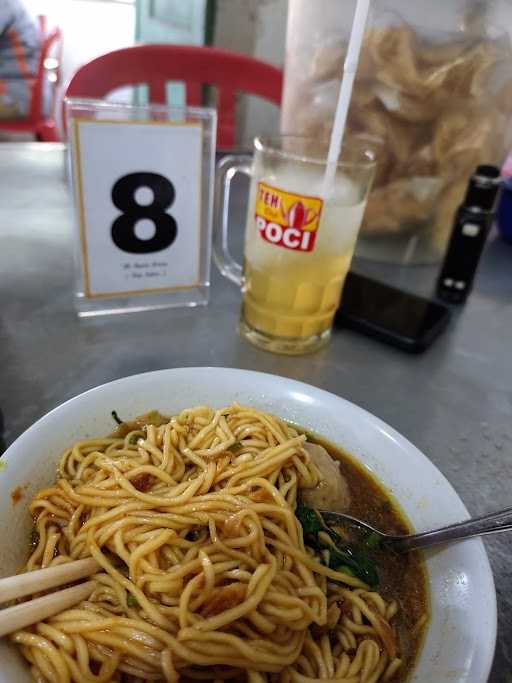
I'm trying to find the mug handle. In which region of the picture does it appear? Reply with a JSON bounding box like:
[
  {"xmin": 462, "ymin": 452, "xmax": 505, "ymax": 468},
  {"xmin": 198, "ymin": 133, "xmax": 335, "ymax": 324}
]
[{"xmin": 214, "ymin": 154, "xmax": 252, "ymax": 287}]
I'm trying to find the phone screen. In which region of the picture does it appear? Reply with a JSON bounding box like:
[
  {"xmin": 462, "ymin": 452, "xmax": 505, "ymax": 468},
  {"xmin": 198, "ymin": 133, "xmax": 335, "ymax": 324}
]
[{"xmin": 337, "ymin": 272, "xmax": 449, "ymax": 343}]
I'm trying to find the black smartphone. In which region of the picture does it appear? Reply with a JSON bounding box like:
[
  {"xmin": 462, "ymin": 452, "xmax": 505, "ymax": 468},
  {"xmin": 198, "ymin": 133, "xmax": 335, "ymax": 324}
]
[{"xmin": 335, "ymin": 272, "xmax": 450, "ymax": 353}]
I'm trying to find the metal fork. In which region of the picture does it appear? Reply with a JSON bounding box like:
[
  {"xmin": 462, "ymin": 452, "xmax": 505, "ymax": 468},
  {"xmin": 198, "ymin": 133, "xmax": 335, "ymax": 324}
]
[{"xmin": 318, "ymin": 506, "xmax": 512, "ymax": 553}]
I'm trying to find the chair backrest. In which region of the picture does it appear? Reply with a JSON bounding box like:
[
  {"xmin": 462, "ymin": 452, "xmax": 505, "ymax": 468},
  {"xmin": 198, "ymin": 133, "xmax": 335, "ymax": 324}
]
[
  {"xmin": 64, "ymin": 44, "xmax": 283, "ymax": 148},
  {"xmin": 29, "ymin": 20, "xmax": 63, "ymax": 123}
]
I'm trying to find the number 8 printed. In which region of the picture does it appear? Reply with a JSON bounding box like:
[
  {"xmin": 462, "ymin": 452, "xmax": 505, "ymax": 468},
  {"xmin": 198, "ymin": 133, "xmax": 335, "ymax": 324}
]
[{"xmin": 111, "ymin": 172, "xmax": 178, "ymax": 254}]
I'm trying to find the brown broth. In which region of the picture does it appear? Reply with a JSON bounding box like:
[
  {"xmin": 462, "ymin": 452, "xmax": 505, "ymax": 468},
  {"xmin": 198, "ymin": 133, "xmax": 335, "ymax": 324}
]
[{"xmin": 304, "ymin": 430, "xmax": 430, "ymax": 681}]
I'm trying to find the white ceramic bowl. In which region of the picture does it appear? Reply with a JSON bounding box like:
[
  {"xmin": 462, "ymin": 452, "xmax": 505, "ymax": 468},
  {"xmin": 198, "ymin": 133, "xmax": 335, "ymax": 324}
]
[{"xmin": 0, "ymin": 368, "xmax": 496, "ymax": 682}]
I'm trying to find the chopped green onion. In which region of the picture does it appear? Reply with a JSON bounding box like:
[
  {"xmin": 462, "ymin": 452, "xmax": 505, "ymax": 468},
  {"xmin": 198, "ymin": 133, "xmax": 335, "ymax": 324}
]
[
  {"xmin": 128, "ymin": 434, "xmax": 139, "ymax": 445},
  {"xmin": 127, "ymin": 594, "xmax": 139, "ymax": 608},
  {"xmin": 228, "ymin": 442, "xmax": 242, "ymax": 453}
]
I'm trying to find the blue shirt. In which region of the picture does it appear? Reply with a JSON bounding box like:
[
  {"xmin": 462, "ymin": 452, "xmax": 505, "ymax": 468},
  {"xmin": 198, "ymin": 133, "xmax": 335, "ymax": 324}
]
[{"xmin": 0, "ymin": 0, "xmax": 40, "ymax": 116}]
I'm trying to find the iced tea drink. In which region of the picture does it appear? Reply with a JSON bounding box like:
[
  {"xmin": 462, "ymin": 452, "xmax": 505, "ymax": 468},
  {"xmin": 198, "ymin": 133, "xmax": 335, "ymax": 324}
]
[{"xmin": 215, "ymin": 137, "xmax": 376, "ymax": 354}]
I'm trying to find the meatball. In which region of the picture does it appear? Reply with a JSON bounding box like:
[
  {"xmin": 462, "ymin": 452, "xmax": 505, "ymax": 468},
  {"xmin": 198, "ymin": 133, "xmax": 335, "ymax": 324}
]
[{"xmin": 301, "ymin": 442, "xmax": 351, "ymax": 512}]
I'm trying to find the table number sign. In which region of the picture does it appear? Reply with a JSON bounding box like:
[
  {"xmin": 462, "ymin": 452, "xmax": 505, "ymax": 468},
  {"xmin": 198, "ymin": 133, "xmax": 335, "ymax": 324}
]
[{"xmin": 65, "ymin": 99, "xmax": 216, "ymax": 317}]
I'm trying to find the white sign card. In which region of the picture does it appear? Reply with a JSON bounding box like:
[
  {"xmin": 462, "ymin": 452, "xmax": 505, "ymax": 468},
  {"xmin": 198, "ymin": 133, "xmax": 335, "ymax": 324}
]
[
  {"xmin": 75, "ymin": 119, "xmax": 201, "ymax": 297},
  {"xmin": 67, "ymin": 101, "xmax": 216, "ymax": 316}
]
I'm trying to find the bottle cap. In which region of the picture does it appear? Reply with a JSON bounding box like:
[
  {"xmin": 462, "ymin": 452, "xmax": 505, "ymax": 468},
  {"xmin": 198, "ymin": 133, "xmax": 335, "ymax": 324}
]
[{"xmin": 464, "ymin": 165, "xmax": 502, "ymax": 211}]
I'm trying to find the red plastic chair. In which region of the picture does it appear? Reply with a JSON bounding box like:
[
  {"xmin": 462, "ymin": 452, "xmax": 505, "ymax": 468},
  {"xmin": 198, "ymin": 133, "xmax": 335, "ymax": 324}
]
[
  {"xmin": 0, "ymin": 17, "xmax": 63, "ymax": 141},
  {"xmin": 64, "ymin": 44, "xmax": 283, "ymax": 149}
]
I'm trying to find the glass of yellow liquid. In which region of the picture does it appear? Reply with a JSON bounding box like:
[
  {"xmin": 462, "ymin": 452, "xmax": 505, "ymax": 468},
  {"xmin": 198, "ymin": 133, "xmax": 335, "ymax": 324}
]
[{"xmin": 214, "ymin": 136, "xmax": 377, "ymax": 355}]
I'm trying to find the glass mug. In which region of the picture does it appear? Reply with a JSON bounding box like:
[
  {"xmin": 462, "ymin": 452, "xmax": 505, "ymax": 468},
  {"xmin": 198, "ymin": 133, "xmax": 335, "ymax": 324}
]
[{"xmin": 214, "ymin": 136, "xmax": 377, "ymax": 355}]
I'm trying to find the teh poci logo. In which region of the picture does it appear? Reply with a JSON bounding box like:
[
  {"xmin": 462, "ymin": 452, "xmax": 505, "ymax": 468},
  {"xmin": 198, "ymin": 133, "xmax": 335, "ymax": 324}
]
[{"xmin": 255, "ymin": 182, "xmax": 323, "ymax": 253}]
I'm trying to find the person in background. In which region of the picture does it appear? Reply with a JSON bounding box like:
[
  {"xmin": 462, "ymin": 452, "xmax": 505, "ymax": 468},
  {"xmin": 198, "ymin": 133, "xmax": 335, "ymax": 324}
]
[{"xmin": 0, "ymin": 0, "xmax": 40, "ymax": 119}]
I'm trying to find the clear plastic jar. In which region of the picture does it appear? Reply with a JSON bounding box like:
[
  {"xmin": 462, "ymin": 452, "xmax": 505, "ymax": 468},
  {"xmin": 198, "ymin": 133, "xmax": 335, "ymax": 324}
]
[{"xmin": 281, "ymin": 0, "xmax": 512, "ymax": 263}]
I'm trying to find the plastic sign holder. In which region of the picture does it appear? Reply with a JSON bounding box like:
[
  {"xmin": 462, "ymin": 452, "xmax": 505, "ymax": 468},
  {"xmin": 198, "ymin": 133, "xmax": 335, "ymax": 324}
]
[{"xmin": 65, "ymin": 98, "xmax": 216, "ymax": 317}]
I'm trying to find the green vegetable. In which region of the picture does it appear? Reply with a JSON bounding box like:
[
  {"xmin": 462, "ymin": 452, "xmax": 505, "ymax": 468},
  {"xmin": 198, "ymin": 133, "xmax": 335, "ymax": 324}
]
[
  {"xmin": 331, "ymin": 546, "xmax": 379, "ymax": 588},
  {"xmin": 128, "ymin": 434, "xmax": 139, "ymax": 445},
  {"xmin": 295, "ymin": 504, "xmax": 379, "ymax": 588},
  {"xmin": 228, "ymin": 442, "xmax": 243, "ymax": 453},
  {"xmin": 127, "ymin": 594, "xmax": 139, "ymax": 608},
  {"xmin": 111, "ymin": 410, "xmax": 123, "ymax": 426},
  {"xmin": 334, "ymin": 564, "xmax": 356, "ymax": 577},
  {"xmin": 365, "ymin": 531, "xmax": 381, "ymax": 549},
  {"xmin": 295, "ymin": 504, "xmax": 322, "ymax": 537}
]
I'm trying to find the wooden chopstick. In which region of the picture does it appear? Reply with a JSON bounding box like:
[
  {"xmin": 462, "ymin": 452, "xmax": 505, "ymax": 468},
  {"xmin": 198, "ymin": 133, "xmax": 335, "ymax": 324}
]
[
  {"xmin": 0, "ymin": 580, "xmax": 95, "ymax": 638},
  {"xmin": 0, "ymin": 558, "xmax": 99, "ymax": 604}
]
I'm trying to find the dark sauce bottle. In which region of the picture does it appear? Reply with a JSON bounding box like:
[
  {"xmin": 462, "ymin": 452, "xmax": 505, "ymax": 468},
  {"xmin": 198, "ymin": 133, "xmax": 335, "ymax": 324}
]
[{"xmin": 437, "ymin": 165, "xmax": 502, "ymax": 304}]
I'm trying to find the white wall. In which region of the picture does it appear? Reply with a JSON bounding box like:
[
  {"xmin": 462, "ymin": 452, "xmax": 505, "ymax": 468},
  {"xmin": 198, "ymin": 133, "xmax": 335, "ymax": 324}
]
[
  {"xmin": 23, "ymin": 0, "xmax": 135, "ymax": 123},
  {"xmin": 214, "ymin": 0, "xmax": 287, "ymax": 143}
]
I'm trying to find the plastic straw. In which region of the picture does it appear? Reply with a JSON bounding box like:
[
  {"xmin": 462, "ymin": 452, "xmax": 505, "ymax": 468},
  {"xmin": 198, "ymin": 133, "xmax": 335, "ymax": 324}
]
[{"xmin": 322, "ymin": 0, "xmax": 371, "ymax": 198}]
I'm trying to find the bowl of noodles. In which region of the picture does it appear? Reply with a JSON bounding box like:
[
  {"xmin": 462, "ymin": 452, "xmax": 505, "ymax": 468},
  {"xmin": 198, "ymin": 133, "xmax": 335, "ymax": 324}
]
[{"xmin": 0, "ymin": 367, "xmax": 496, "ymax": 683}]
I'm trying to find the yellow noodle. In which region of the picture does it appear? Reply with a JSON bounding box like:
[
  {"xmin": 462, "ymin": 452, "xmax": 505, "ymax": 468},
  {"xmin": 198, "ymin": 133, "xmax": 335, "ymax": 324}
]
[{"xmin": 13, "ymin": 404, "xmax": 410, "ymax": 682}]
